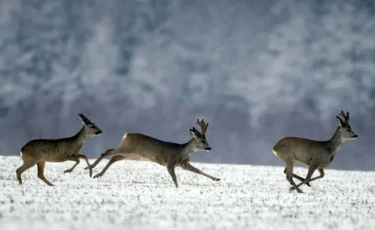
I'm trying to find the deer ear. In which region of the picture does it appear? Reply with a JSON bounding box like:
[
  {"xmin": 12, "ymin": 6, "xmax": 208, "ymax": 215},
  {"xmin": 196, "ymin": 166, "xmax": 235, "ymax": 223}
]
[
  {"xmin": 79, "ymin": 118, "xmax": 85, "ymax": 125},
  {"xmin": 189, "ymin": 127, "xmax": 200, "ymax": 137},
  {"xmin": 336, "ymin": 116, "xmax": 344, "ymax": 128},
  {"xmin": 78, "ymin": 113, "xmax": 88, "ymax": 125},
  {"xmin": 189, "ymin": 129, "xmax": 196, "ymax": 137}
]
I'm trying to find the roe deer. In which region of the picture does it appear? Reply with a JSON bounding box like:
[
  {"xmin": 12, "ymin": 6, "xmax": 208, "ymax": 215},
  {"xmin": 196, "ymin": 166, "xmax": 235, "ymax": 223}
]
[
  {"xmin": 272, "ymin": 110, "xmax": 358, "ymax": 193},
  {"xmin": 87, "ymin": 119, "xmax": 220, "ymax": 187},
  {"xmin": 16, "ymin": 114, "xmax": 102, "ymax": 186}
]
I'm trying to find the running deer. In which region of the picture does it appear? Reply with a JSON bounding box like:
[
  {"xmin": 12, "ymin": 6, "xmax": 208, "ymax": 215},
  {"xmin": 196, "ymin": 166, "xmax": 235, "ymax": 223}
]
[
  {"xmin": 16, "ymin": 114, "xmax": 102, "ymax": 186},
  {"xmin": 272, "ymin": 110, "xmax": 358, "ymax": 193},
  {"xmin": 87, "ymin": 119, "xmax": 220, "ymax": 187}
]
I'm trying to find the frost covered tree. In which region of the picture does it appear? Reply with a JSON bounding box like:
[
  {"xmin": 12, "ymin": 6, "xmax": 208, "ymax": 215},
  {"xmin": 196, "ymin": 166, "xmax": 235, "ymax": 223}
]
[{"xmin": 0, "ymin": 0, "xmax": 374, "ymax": 169}]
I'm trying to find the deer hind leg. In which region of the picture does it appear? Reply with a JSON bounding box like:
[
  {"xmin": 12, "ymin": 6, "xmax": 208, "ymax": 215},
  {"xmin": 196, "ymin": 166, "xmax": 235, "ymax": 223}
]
[
  {"xmin": 16, "ymin": 160, "xmax": 36, "ymax": 185},
  {"xmin": 86, "ymin": 148, "xmax": 117, "ymax": 170},
  {"xmin": 16, "ymin": 153, "xmax": 38, "ymax": 185},
  {"xmin": 37, "ymin": 161, "xmax": 53, "ymax": 186},
  {"xmin": 285, "ymin": 160, "xmax": 303, "ymax": 193},
  {"xmin": 93, "ymin": 154, "xmax": 135, "ymax": 178},
  {"xmin": 181, "ymin": 162, "xmax": 220, "ymax": 181},
  {"xmin": 283, "ymin": 167, "xmax": 311, "ymax": 187}
]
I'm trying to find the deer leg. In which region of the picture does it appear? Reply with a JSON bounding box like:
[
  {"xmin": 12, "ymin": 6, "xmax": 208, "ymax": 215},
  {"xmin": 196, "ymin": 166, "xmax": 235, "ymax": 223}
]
[
  {"xmin": 285, "ymin": 161, "xmax": 303, "ymax": 193},
  {"xmin": 37, "ymin": 161, "xmax": 54, "ymax": 186},
  {"xmin": 16, "ymin": 161, "xmax": 36, "ymax": 185},
  {"xmin": 283, "ymin": 167, "xmax": 311, "ymax": 187},
  {"xmin": 181, "ymin": 162, "xmax": 220, "ymax": 181},
  {"xmin": 86, "ymin": 148, "xmax": 116, "ymax": 170},
  {"xmin": 291, "ymin": 168, "xmax": 324, "ymax": 190},
  {"xmin": 167, "ymin": 165, "xmax": 178, "ymax": 188},
  {"xmin": 93, "ymin": 155, "xmax": 128, "ymax": 178},
  {"xmin": 64, "ymin": 157, "xmax": 80, "ymax": 174},
  {"xmin": 291, "ymin": 165, "xmax": 317, "ymax": 190},
  {"xmin": 307, "ymin": 168, "xmax": 325, "ymax": 183},
  {"xmin": 76, "ymin": 154, "xmax": 92, "ymax": 177}
]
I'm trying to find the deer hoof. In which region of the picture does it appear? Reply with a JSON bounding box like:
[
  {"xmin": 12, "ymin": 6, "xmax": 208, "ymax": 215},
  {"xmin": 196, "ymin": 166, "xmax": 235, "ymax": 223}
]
[
  {"xmin": 213, "ymin": 178, "xmax": 221, "ymax": 181},
  {"xmin": 93, "ymin": 174, "xmax": 102, "ymax": 178},
  {"xmin": 289, "ymin": 187, "xmax": 303, "ymax": 193}
]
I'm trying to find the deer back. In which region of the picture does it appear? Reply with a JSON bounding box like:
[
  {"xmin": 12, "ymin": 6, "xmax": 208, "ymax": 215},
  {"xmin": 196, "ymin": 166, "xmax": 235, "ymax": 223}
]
[
  {"xmin": 273, "ymin": 137, "xmax": 330, "ymax": 165},
  {"xmin": 21, "ymin": 136, "xmax": 84, "ymax": 161},
  {"xmin": 117, "ymin": 133, "xmax": 186, "ymax": 163}
]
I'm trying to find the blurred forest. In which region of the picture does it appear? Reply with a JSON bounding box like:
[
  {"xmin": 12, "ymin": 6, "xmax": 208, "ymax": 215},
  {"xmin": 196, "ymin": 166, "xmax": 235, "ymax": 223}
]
[{"xmin": 0, "ymin": 0, "xmax": 374, "ymax": 170}]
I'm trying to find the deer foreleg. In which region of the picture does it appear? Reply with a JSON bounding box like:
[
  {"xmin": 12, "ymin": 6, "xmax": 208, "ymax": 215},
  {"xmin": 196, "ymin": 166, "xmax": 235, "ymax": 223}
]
[
  {"xmin": 63, "ymin": 154, "xmax": 92, "ymax": 177},
  {"xmin": 167, "ymin": 165, "xmax": 178, "ymax": 188},
  {"xmin": 64, "ymin": 157, "xmax": 80, "ymax": 173},
  {"xmin": 284, "ymin": 168, "xmax": 311, "ymax": 187},
  {"xmin": 77, "ymin": 154, "xmax": 92, "ymax": 177},
  {"xmin": 290, "ymin": 164, "xmax": 317, "ymax": 191},
  {"xmin": 181, "ymin": 162, "xmax": 220, "ymax": 181},
  {"xmin": 291, "ymin": 168, "xmax": 324, "ymax": 190}
]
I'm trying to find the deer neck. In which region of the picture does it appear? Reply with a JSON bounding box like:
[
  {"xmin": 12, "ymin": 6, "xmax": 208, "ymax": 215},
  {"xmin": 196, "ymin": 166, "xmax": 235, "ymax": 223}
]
[
  {"xmin": 181, "ymin": 138, "xmax": 197, "ymax": 155},
  {"xmin": 326, "ymin": 128, "xmax": 344, "ymax": 155},
  {"xmin": 71, "ymin": 126, "xmax": 88, "ymax": 145}
]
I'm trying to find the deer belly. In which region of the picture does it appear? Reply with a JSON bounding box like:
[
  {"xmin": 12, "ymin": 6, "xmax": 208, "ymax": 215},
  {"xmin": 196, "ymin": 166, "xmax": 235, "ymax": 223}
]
[
  {"xmin": 151, "ymin": 157, "xmax": 167, "ymax": 166},
  {"xmin": 294, "ymin": 151, "xmax": 311, "ymax": 165},
  {"xmin": 318, "ymin": 157, "xmax": 334, "ymax": 169},
  {"xmin": 142, "ymin": 153, "xmax": 167, "ymax": 166},
  {"xmin": 42, "ymin": 153, "xmax": 67, "ymax": 162}
]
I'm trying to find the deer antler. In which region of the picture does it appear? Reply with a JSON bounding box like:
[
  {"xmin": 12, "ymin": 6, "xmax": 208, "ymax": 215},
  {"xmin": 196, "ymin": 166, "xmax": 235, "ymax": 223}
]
[
  {"xmin": 196, "ymin": 119, "xmax": 209, "ymax": 136},
  {"xmin": 339, "ymin": 110, "xmax": 350, "ymax": 123}
]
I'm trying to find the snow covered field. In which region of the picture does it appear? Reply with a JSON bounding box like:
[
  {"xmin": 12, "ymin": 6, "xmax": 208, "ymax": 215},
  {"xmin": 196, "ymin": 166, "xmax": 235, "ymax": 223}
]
[{"xmin": 0, "ymin": 156, "xmax": 374, "ymax": 230}]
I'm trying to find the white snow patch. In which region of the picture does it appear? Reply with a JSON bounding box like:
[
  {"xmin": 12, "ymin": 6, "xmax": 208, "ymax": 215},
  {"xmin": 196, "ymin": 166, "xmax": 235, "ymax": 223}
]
[{"xmin": 0, "ymin": 156, "xmax": 374, "ymax": 230}]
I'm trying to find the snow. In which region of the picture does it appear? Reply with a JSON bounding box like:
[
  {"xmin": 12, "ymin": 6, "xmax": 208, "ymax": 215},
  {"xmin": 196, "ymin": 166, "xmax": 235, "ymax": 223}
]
[{"xmin": 1, "ymin": 156, "xmax": 374, "ymax": 230}]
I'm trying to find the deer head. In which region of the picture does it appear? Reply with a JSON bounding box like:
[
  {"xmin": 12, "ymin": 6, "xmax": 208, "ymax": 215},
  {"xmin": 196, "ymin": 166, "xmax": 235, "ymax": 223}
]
[
  {"xmin": 336, "ymin": 110, "xmax": 358, "ymax": 141},
  {"xmin": 189, "ymin": 119, "xmax": 211, "ymax": 151},
  {"xmin": 78, "ymin": 113, "xmax": 102, "ymax": 137}
]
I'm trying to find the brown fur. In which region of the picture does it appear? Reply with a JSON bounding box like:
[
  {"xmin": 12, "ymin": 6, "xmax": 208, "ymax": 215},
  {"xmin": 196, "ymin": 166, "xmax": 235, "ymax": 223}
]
[
  {"xmin": 16, "ymin": 114, "xmax": 102, "ymax": 186},
  {"xmin": 273, "ymin": 110, "xmax": 358, "ymax": 193},
  {"xmin": 88, "ymin": 119, "xmax": 220, "ymax": 187}
]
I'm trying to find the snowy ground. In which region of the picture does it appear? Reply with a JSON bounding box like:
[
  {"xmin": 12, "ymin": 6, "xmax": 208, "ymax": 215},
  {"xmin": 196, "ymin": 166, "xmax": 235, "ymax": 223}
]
[{"xmin": 0, "ymin": 156, "xmax": 374, "ymax": 230}]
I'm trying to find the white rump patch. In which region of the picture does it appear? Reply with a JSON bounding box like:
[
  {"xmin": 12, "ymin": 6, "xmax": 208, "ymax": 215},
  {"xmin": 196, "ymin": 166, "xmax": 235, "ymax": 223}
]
[
  {"xmin": 20, "ymin": 151, "xmax": 23, "ymax": 157},
  {"xmin": 272, "ymin": 149, "xmax": 278, "ymax": 157}
]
